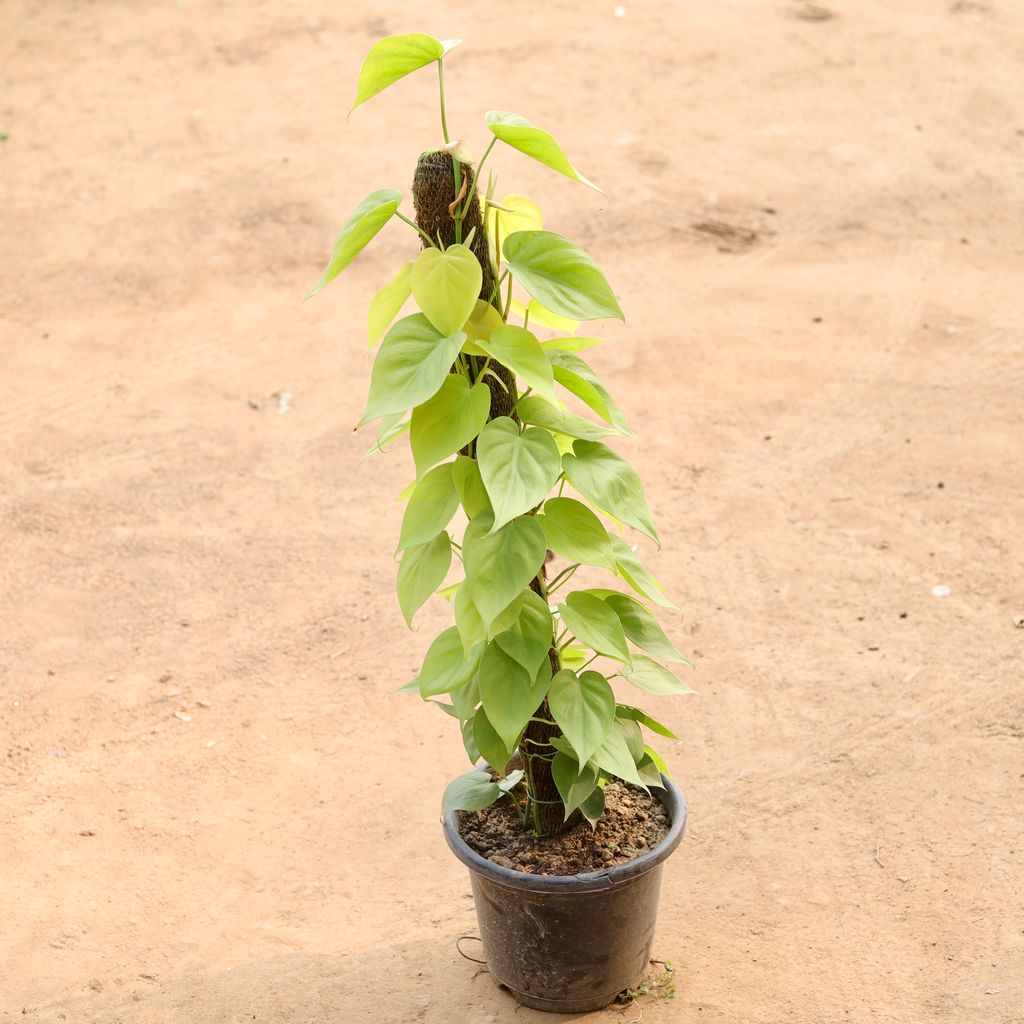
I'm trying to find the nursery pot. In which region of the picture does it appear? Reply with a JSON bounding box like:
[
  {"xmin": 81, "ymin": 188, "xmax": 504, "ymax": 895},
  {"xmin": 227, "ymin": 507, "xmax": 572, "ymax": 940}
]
[{"xmin": 442, "ymin": 775, "xmax": 687, "ymax": 1013}]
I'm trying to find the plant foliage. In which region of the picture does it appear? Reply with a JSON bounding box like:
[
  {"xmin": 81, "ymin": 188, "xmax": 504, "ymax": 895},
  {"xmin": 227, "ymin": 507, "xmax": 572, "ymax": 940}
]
[{"xmin": 312, "ymin": 35, "xmax": 693, "ymax": 835}]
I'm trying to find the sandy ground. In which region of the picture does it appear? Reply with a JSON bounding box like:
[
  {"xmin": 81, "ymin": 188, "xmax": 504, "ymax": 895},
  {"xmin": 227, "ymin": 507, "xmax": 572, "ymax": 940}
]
[{"xmin": 2, "ymin": 1, "xmax": 1022, "ymax": 1021}]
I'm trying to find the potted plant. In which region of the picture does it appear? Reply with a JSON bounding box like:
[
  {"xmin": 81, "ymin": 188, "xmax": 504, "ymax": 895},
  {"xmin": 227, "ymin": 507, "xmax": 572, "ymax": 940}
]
[{"xmin": 310, "ymin": 34, "xmax": 694, "ymax": 1013}]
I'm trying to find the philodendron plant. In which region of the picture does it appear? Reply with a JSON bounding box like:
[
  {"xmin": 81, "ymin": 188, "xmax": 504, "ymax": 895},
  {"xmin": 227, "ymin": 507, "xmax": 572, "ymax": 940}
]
[{"xmin": 312, "ymin": 34, "xmax": 694, "ymax": 838}]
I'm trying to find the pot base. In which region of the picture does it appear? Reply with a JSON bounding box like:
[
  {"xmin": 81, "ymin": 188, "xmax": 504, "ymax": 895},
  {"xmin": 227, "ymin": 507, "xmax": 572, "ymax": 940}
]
[{"xmin": 492, "ymin": 973, "xmax": 641, "ymax": 1014}]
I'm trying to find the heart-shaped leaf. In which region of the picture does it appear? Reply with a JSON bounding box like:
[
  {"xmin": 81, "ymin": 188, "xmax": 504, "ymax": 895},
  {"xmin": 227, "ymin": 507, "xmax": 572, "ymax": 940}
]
[
  {"xmin": 516, "ymin": 395, "xmax": 617, "ymax": 443},
  {"xmin": 449, "ymin": 670, "xmax": 480, "ymax": 721},
  {"xmin": 493, "ymin": 590, "xmax": 553, "ymax": 677},
  {"xmin": 308, "ymin": 189, "xmax": 402, "ymax": 298},
  {"xmin": 454, "ymin": 583, "xmax": 486, "ymax": 654},
  {"xmin": 410, "ymin": 377, "xmax": 491, "ymax": 477},
  {"xmin": 642, "ymin": 744, "xmax": 672, "ymax": 780},
  {"xmin": 540, "ymin": 335, "xmax": 602, "ymax": 353},
  {"xmin": 472, "ymin": 706, "xmax": 517, "ymax": 775},
  {"xmin": 602, "ymin": 592, "xmax": 691, "ymax": 664},
  {"xmin": 397, "ymin": 531, "xmax": 452, "ymax": 627},
  {"xmin": 540, "ymin": 497, "xmax": 616, "ymax": 570},
  {"xmin": 418, "ymin": 627, "xmax": 482, "ymax": 697},
  {"xmin": 636, "ymin": 753, "xmax": 666, "ymax": 790},
  {"xmin": 548, "ymin": 669, "xmax": 616, "ymax": 767},
  {"xmin": 551, "ymin": 751, "xmax": 600, "ymax": 819},
  {"xmin": 579, "ymin": 785, "xmax": 605, "ymax": 828},
  {"xmin": 485, "ymin": 111, "xmax": 603, "ymax": 194},
  {"xmin": 367, "ymin": 261, "xmax": 413, "ymax": 346},
  {"xmin": 478, "ymin": 643, "xmax": 550, "ymax": 750},
  {"xmin": 360, "ymin": 314, "xmax": 466, "ymax": 426},
  {"xmin": 411, "ymin": 244, "xmax": 483, "ymax": 337},
  {"xmin": 442, "ymin": 768, "xmax": 500, "ymax": 814},
  {"xmin": 557, "ymin": 591, "xmax": 631, "ymax": 663},
  {"xmin": 486, "ymin": 192, "xmax": 543, "ymax": 241},
  {"xmin": 462, "ymin": 514, "xmax": 547, "ymax": 630},
  {"xmin": 452, "ymin": 455, "xmax": 491, "ymax": 519},
  {"xmin": 510, "ymin": 298, "xmax": 581, "ymax": 335},
  {"xmin": 503, "ymin": 230, "xmax": 623, "ymax": 322},
  {"xmin": 351, "ymin": 34, "xmax": 451, "ymax": 114},
  {"xmin": 461, "ymin": 300, "xmax": 505, "ymax": 355},
  {"xmin": 397, "ymin": 462, "xmax": 460, "ymax": 552},
  {"xmin": 591, "ymin": 719, "xmax": 647, "ymax": 788},
  {"xmin": 615, "ymin": 704, "xmax": 679, "ymax": 740},
  {"xmin": 363, "ymin": 414, "xmax": 410, "ymax": 459},
  {"xmin": 547, "ymin": 350, "xmax": 631, "ymax": 434},
  {"xmin": 477, "ymin": 418, "xmax": 561, "ymax": 533},
  {"xmin": 476, "ymin": 325, "xmax": 558, "ymax": 407},
  {"xmin": 621, "ymin": 654, "xmax": 697, "ymax": 696},
  {"xmin": 609, "ymin": 536, "xmax": 677, "ymax": 610},
  {"xmin": 561, "ymin": 440, "xmax": 659, "ymax": 545}
]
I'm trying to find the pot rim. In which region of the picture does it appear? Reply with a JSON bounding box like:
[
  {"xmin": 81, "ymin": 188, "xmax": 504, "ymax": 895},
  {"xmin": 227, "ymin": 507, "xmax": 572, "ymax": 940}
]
[{"xmin": 442, "ymin": 773, "xmax": 687, "ymax": 893}]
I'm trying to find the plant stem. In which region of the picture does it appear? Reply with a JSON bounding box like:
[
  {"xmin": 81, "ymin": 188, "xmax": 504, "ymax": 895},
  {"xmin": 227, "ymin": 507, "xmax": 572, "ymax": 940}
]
[
  {"xmin": 487, "ymin": 268, "xmax": 509, "ymax": 306},
  {"xmin": 437, "ymin": 60, "xmax": 450, "ymax": 144},
  {"xmin": 457, "ymin": 137, "xmax": 497, "ymax": 222},
  {"xmin": 396, "ymin": 211, "xmax": 437, "ymax": 248},
  {"xmin": 452, "ymin": 156, "xmax": 462, "ymax": 244},
  {"xmin": 547, "ymin": 562, "xmax": 580, "ymax": 596},
  {"xmin": 503, "ymin": 271, "xmax": 513, "ymax": 320},
  {"xmin": 480, "ymin": 367, "xmax": 509, "ymax": 393}
]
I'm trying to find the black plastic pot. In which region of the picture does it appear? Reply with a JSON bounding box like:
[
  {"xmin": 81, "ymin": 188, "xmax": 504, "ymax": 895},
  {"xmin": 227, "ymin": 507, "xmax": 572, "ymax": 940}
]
[{"xmin": 442, "ymin": 775, "xmax": 687, "ymax": 1013}]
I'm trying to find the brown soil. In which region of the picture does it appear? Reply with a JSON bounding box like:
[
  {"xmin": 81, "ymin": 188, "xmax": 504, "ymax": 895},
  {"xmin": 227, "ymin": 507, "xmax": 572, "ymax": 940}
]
[
  {"xmin": 2, "ymin": 3, "xmax": 1023, "ymax": 1023},
  {"xmin": 459, "ymin": 781, "xmax": 671, "ymax": 875}
]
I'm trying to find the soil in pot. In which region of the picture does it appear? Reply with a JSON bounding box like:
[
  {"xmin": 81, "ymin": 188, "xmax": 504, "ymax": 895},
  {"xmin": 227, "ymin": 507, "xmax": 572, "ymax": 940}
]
[{"xmin": 458, "ymin": 781, "xmax": 670, "ymax": 875}]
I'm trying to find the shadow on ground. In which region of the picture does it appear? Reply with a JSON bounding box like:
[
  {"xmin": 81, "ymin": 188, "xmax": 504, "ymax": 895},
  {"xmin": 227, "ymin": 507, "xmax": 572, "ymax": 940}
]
[{"xmin": 18, "ymin": 934, "xmax": 631, "ymax": 1024}]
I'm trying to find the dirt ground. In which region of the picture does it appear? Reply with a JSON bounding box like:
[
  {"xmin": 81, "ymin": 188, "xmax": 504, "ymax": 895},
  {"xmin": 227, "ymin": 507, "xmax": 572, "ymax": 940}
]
[{"xmin": 2, "ymin": 1, "xmax": 1022, "ymax": 1021}]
